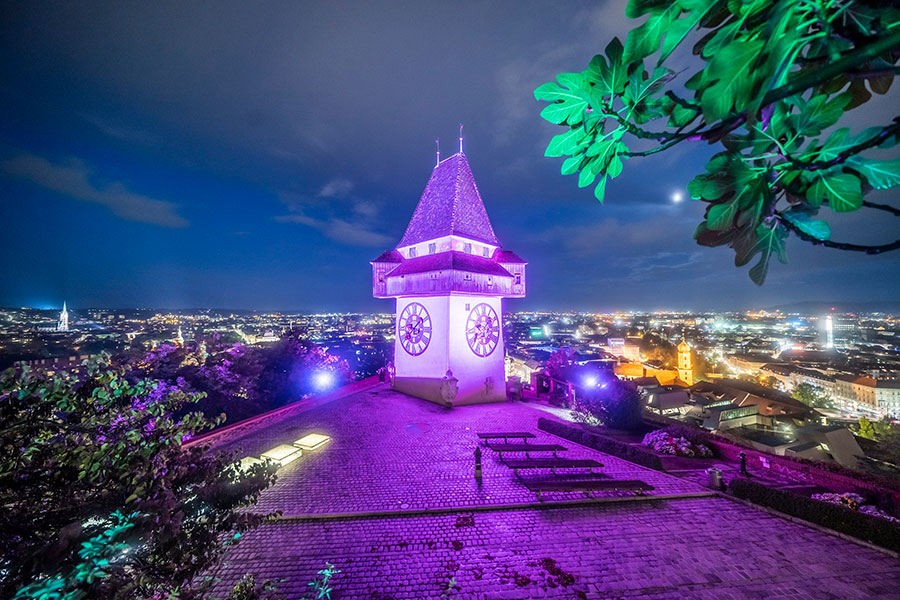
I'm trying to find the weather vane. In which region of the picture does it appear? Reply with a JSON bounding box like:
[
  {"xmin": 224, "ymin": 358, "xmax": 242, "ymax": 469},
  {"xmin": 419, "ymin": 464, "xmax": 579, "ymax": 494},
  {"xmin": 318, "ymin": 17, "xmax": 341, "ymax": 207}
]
[
  {"xmin": 435, "ymin": 138, "xmax": 440, "ymax": 167},
  {"xmin": 459, "ymin": 123, "xmax": 464, "ymax": 153}
]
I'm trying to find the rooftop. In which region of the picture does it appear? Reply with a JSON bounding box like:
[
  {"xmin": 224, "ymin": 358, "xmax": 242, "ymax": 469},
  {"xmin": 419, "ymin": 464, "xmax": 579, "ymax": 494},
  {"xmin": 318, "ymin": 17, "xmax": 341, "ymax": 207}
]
[
  {"xmin": 385, "ymin": 250, "xmax": 513, "ymax": 278},
  {"xmin": 399, "ymin": 152, "xmax": 499, "ymax": 247},
  {"xmin": 201, "ymin": 382, "xmax": 900, "ymax": 598}
]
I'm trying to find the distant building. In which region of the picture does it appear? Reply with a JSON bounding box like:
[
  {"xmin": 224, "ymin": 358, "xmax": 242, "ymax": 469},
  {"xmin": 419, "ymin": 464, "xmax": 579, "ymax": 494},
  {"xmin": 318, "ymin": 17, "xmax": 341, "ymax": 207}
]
[
  {"xmin": 58, "ymin": 301, "xmax": 69, "ymax": 332},
  {"xmin": 834, "ymin": 375, "xmax": 900, "ymax": 416},
  {"xmin": 677, "ymin": 334, "xmax": 693, "ymax": 386}
]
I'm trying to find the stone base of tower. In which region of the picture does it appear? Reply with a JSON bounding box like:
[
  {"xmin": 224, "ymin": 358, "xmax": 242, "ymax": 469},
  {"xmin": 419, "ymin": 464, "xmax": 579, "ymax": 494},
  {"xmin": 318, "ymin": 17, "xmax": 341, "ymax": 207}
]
[{"xmin": 392, "ymin": 376, "xmax": 506, "ymax": 407}]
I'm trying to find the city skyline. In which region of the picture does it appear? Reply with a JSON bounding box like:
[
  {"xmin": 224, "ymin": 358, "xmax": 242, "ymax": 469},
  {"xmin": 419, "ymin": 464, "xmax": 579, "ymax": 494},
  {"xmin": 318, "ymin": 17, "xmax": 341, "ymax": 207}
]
[{"xmin": 2, "ymin": 1, "xmax": 899, "ymax": 313}]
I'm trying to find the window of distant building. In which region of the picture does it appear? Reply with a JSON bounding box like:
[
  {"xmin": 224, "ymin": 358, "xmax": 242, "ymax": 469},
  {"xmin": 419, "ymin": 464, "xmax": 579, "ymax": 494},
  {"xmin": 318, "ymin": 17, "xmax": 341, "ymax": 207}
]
[
  {"xmin": 483, "ymin": 247, "xmax": 490, "ymax": 257},
  {"xmin": 409, "ymin": 247, "xmax": 417, "ymax": 258},
  {"xmin": 428, "ymin": 242, "xmax": 436, "ymax": 254},
  {"xmin": 378, "ymin": 271, "xmax": 384, "ymax": 282},
  {"xmin": 464, "ymin": 273, "xmax": 472, "ymax": 281},
  {"xmin": 464, "ymin": 242, "xmax": 472, "ymax": 254},
  {"xmin": 515, "ymin": 273, "xmax": 522, "ymax": 285}
]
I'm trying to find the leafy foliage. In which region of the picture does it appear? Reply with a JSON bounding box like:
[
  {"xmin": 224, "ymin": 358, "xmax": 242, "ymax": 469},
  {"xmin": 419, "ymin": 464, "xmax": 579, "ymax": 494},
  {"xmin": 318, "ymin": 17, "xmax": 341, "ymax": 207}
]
[
  {"xmin": 791, "ymin": 382, "xmax": 834, "ymax": 409},
  {"xmin": 0, "ymin": 357, "xmax": 279, "ymax": 599},
  {"xmin": 129, "ymin": 331, "xmax": 350, "ymax": 424},
  {"xmin": 536, "ymin": 0, "xmax": 900, "ymax": 284}
]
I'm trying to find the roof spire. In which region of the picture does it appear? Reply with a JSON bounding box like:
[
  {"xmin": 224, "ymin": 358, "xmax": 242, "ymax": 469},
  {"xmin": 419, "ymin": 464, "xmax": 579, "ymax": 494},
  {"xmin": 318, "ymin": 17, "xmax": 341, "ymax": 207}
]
[
  {"xmin": 435, "ymin": 138, "xmax": 440, "ymax": 167},
  {"xmin": 459, "ymin": 123, "xmax": 464, "ymax": 153}
]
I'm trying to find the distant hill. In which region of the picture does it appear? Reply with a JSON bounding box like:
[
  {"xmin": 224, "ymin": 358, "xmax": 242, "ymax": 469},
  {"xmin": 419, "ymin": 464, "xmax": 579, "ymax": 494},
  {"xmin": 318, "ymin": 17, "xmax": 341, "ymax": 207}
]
[{"xmin": 768, "ymin": 301, "xmax": 900, "ymax": 314}]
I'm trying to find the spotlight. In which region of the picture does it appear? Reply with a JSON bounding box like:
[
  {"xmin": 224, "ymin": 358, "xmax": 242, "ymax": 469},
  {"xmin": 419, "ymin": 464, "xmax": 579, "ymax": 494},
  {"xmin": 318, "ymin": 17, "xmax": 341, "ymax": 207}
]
[
  {"xmin": 313, "ymin": 370, "xmax": 335, "ymax": 390},
  {"xmin": 584, "ymin": 375, "xmax": 599, "ymax": 387}
]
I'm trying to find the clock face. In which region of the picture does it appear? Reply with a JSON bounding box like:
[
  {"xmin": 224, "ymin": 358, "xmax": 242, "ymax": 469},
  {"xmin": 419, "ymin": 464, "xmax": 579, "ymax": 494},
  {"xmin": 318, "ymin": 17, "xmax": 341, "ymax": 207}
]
[
  {"xmin": 398, "ymin": 302, "xmax": 432, "ymax": 356},
  {"xmin": 466, "ymin": 303, "xmax": 500, "ymax": 357}
]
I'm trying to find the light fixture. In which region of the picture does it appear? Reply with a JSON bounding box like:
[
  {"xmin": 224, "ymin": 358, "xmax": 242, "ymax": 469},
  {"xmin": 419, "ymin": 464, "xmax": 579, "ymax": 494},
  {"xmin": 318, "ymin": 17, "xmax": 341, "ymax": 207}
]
[
  {"xmin": 292, "ymin": 433, "xmax": 331, "ymax": 451},
  {"xmin": 260, "ymin": 444, "xmax": 302, "ymax": 466}
]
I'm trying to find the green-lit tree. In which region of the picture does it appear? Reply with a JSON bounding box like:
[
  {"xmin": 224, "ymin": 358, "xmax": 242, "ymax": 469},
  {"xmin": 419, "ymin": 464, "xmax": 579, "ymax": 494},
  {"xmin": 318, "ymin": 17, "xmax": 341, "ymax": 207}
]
[
  {"xmin": 0, "ymin": 358, "xmax": 278, "ymax": 599},
  {"xmin": 535, "ymin": 0, "xmax": 900, "ymax": 284},
  {"xmin": 792, "ymin": 382, "xmax": 835, "ymax": 408},
  {"xmin": 857, "ymin": 415, "xmax": 877, "ymax": 440}
]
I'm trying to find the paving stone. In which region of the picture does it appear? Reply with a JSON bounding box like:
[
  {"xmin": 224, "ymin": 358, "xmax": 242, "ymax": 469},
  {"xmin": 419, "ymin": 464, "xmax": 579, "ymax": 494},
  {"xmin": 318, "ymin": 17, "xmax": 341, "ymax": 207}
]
[{"xmin": 204, "ymin": 385, "xmax": 900, "ymax": 599}]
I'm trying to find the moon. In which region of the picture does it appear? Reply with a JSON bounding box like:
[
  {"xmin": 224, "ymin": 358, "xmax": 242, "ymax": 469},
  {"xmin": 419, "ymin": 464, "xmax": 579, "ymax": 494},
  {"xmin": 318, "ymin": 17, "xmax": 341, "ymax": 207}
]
[{"xmin": 671, "ymin": 192, "xmax": 683, "ymax": 203}]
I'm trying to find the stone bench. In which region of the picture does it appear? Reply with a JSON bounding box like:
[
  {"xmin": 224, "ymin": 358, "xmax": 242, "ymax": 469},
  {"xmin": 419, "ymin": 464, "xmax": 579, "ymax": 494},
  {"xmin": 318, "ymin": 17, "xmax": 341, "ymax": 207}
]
[
  {"xmin": 485, "ymin": 443, "xmax": 567, "ymax": 458},
  {"xmin": 523, "ymin": 478, "xmax": 653, "ymax": 501},
  {"xmin": 477, "ymin": 431, "xmax": 537, "ymax": 444},
  {"xmin": 503, "ymin": 458, "xmax": 603, "ymax": 476}
]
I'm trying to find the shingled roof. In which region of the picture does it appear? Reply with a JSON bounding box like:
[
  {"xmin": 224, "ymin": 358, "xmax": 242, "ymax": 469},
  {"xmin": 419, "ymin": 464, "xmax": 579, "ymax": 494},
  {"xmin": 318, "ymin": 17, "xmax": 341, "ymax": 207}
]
[
  {"xmin": 386, "ymin": 251, "xmax": 512, "ymax": 278},
  {"xmin": 399, "ymin": 152, "xmax": 499, "ymax": 247}
]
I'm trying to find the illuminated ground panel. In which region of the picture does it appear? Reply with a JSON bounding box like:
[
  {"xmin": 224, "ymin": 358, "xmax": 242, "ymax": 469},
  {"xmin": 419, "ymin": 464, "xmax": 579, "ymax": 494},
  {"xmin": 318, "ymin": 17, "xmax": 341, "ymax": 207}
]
[
  {"xmin": 259, "ymin": 444, "xmax": 301, "ymax": 467},
  {"xmin": 205, "ymin": 383, "xmax": 900, "ymax": 599},
  {"xmin": 292, "ymin": 433, "xmax": 331, "ymax": 451}
]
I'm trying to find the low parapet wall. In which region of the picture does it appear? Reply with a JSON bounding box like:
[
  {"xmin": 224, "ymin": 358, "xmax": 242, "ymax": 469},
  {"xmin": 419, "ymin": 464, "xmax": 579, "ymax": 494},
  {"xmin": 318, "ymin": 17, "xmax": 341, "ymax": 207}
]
[
  {"xmin": 643, "ymin": 412, "xmax": 900, "ymax": 503},
  {"xmin": 184, "ymin": 376, "xmax": 381, "ymax": 451}
]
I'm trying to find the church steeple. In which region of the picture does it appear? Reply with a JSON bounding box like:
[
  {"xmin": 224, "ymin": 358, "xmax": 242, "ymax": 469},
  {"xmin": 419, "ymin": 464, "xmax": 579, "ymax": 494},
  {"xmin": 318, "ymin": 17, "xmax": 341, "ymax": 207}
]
[{"xmin": 677, "ymin": 329, "xmax": 693, "ymax": 386}]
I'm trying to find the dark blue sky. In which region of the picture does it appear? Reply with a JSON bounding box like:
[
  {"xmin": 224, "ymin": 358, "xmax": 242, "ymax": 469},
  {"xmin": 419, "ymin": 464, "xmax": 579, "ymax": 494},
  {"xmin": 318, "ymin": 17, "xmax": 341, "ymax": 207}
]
[{"xmin": 1, "ymin": 1, "xmax": 898, "ymax": 312}]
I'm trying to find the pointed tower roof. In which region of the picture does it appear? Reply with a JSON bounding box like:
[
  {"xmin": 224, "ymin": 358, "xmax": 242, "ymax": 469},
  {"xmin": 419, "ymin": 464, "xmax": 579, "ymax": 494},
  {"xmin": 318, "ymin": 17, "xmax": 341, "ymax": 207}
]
[
  {"xmin": 678, "ymin": 330, "xmax": 690, "ymax": 351},
  {"xmin": 399, "ymin": 152, "xmax": 499, "ymax": 247}
]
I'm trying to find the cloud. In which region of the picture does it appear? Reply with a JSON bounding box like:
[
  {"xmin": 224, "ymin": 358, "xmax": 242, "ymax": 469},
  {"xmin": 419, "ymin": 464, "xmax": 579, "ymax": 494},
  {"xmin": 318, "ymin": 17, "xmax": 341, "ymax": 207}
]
[
  {"xmin": 318, "ymin": 178, "xmax": 354, "ymax": 199},
  {"xmin": 275, "ymin": 183, "xmax": 392, "ymax": 247},
  {"xmin": 2, "ymin": 153, "xmax": 188, "ymax": 227}
]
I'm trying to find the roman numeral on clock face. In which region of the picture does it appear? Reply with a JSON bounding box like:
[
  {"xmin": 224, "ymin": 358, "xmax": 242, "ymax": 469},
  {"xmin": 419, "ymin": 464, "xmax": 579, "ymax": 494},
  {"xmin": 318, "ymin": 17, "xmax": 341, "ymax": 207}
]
[{"xmin": 466, "ymin": 303, "xmax": 499, "ymax": 357}]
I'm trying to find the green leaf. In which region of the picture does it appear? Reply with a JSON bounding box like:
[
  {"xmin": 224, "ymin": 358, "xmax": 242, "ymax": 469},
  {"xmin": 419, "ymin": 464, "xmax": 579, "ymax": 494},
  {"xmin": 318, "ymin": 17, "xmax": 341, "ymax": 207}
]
[
  {"xmin": 544, "ymin": 127, "xmax": 588, "ymax": 157},
  {"xmin": 791, "ymin": 94, "xmax": 850, "ymax": 137},
  {"xmin": 623, "ymin": 4, "xmax": 678, "ymax": 63},
  {"xmin": 782, "ymin": 212, "xmax": 831, "ymax": 241},
  {"xmin": 699, "ymin": 38, "xmax": 764, "ymax": 121},
  {"xmin": 594, "ymin": 176, "xmax": 609, "ymax": 203},
  {"xmin": 586, "ymin": 38, "xmax": 628, "ymax": 101},
  {"xmin": 807, "ymin": 173, "xmax": 863, "ymax": 212},
  {"xmin": 578, "ymin": 165, "xmax": 597, "ymax": 188},
  {"xmin": 626, "ymin": 0, "xmax": 672, "ymax": 18},
  {"xmin": 733, "ymin": 223, "xmax": 788, "ymax": 285},
  {"xmin": 660, "ymin": 0, "xmax": 715, "ymax": 62},
  {"xmin": 847, "ymin": 157, "xmax": 900, "ymax": 189},
  {"xmin": 535, "ymin": 73, "xmax": 590, "ymax": 126},
  {"xmin": 560, "ymin": 155, "xmax": 582, "ymax": 176},
  {"xmin": 707, "ymin": 199, "xmax": 738, "ymax": 230}
]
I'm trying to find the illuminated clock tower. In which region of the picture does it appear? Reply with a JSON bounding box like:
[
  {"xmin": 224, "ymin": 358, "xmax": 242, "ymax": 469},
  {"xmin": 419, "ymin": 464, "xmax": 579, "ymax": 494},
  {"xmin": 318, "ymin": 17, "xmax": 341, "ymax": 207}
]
[{"xmin": 372, "ymin": 145, "xmax": 526, "ymax": 406}]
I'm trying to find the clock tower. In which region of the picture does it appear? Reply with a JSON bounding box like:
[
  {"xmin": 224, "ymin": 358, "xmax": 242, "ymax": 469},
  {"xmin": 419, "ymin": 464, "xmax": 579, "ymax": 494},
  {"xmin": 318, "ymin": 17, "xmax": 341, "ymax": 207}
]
[{"xmin": 372, "ymin": 150, "xmax": 526, "ymax": 406}]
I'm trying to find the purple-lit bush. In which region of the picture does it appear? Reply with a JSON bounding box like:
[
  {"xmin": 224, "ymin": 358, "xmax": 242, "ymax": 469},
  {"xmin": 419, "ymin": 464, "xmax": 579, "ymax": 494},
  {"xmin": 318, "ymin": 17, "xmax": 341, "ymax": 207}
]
[
  {"xmin": 0, "ymin": 356, "xmax": 278, "ymax": 599},
  {"xmin": 730, "ymin": 479, "xmax": 900, "ymax": 553},
  {"xmin": 641, "ymin": 430, "xmax": 713, "ymax": 458},
  {"xmin": 571, "ymin": 378, "xmax": 643, "ymax": 431},
  {"xmin": 811, "ymin": 493, "xmax": 899, "ymax": 523},
  {"xmin": 131, "ymin": 332, "xmax": 350, "ymax": 426}
]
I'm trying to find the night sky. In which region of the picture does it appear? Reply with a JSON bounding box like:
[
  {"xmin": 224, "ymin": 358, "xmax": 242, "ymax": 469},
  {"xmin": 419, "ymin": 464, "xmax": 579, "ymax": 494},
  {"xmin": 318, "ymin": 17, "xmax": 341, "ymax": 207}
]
[{"xmin": 1, "ymin": 1, "xmax": 898, "ymax": 312}]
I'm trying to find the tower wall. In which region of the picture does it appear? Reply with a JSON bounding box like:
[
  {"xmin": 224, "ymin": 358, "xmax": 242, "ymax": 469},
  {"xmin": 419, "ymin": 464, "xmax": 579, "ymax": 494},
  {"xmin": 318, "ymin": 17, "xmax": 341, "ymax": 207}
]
[{"xmin": 392, "ymin": 294, "xmax": 506, "ymax": 406}]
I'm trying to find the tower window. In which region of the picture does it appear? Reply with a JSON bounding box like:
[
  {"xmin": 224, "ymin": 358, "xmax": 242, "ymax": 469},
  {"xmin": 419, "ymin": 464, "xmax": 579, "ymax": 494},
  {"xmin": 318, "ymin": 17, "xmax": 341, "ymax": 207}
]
[
  {"xmin": 464, "ymin": 243, "xmax": 472, "ymax": 254},
  {"xmin": 409, "ymin": 247, "xmax": 417, "ymax": 258},
  {"xmin": 483, "ymin": 247, "xmax": 490, "ymax": 257},
  {"xmin": 378, "ymin": 271, "xmax": 384, "ymax": 282},
  {"xmin": 428, "ymin": 242, "xmax": 436, "ymax": 254},
  {"xmin": 515, "ymin": 273, "xmax": 521, "ymax": 285}
]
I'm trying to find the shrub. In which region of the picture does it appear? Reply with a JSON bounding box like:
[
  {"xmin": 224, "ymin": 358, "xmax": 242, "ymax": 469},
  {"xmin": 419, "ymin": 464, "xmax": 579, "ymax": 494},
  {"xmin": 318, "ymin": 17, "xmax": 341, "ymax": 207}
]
[
  {"xmin": 571, "ymin": 379, "xmax": 643, "ymax": 432},
  {"xmin": 729, "ymin": 479, "xmax": 900, "ymax": 553},
  {"xmin": 642, "ymin": 430, "xmax": 713, "ymax": 458}
]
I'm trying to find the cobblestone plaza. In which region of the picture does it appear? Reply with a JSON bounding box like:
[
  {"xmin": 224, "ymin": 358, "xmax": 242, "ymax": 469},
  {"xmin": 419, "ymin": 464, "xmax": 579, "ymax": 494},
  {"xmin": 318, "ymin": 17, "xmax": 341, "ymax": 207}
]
[{"xmin": 206, "ymin": 384, "xmax": 900, "ymax": 599}]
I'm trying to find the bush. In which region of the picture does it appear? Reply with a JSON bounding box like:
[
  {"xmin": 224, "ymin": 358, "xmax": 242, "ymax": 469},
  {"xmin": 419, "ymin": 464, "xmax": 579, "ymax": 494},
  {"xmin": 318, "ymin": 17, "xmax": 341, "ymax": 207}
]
[
  {"xmin": 729, "ymin": 479, "xmax": 900, "ymax": 553},
  {"xmin": 571, "ymin": 379, "xmax": 643, "ymax": 432},
  {"xmin": 642, "ymin": 430, "xmax": 712, "ymax": 458},
  {"xmin": 538, "ymin": 418, "xmax": 663, "ymax": 470}
]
